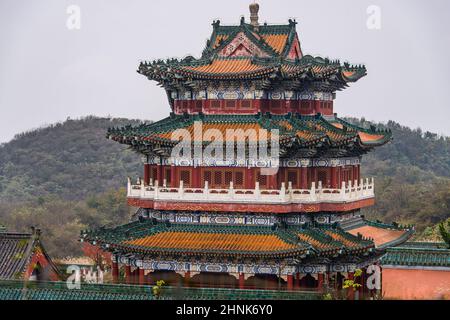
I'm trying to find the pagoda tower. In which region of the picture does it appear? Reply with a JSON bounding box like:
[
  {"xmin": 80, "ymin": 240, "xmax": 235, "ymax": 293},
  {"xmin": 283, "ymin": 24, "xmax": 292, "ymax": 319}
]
[{"xmin": 82, "ymin": 4, "xmax": 413, "ymax": 293}]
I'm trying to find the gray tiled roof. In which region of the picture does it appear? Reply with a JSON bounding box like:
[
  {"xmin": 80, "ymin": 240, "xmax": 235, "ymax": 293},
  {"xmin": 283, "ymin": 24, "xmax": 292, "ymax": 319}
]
[{"xmin": 0, "ymin": 232, "xmax": 35, "ymax": 280}]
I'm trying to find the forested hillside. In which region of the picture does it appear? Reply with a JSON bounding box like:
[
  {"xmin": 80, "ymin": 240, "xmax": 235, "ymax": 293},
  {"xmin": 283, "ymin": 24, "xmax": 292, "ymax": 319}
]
[
  {"xmin": 0, "ymin": 116, "xmax": 143, "ymax": 201},
  {"xmin": 349, "ymin": 118, "xmax": 450, "ymax": 230},
  {"xmin": 0, "ymin": 116, "xmax": 449, "ymax": 258}
]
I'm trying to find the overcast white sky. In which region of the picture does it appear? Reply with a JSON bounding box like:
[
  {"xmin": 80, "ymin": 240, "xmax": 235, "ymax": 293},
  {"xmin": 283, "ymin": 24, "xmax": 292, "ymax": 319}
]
[{"xmin": 0, "ymin": 0, "xmax": 449, "ymax": 143}]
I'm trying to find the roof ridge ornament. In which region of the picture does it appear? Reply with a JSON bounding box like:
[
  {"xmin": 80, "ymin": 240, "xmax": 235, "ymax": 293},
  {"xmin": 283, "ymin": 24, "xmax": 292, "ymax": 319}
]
[
  {"xmin": 249, "ymin": 1, "xmax": 260, "ymax": 30},
  {"xmin": 212, "ymin": 20, "xmax": 220, "ymax": 29}
]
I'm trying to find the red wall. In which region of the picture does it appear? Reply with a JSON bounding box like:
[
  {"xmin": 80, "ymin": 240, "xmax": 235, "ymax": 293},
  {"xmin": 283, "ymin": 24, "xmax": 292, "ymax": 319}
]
[
  {"xmin": 25, "ymin": 247, "xmax": 60, "ymax": 281},
  {"xmin": 144, "ymin": 165, "xmax": 361, "ymax": 189},
  {"xmin": 382, "ymin": 268, "xmax": 450, "ymax": 300},
  {"xmin": 173, "ymin": 99, "xmax": 333, "ymax": 116}
]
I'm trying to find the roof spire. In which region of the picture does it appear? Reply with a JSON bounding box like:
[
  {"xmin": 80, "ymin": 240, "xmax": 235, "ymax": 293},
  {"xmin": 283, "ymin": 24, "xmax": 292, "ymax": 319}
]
[{"xmin": 249, "ymin": 1, "xmax": 260, "ymax": 29}]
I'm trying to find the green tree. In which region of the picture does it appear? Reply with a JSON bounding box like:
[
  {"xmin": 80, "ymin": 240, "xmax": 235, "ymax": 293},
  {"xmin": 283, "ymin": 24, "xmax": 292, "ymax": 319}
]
[{"xmin": 438, "ymin": 220, "xmax": 450, "ymax": 248}]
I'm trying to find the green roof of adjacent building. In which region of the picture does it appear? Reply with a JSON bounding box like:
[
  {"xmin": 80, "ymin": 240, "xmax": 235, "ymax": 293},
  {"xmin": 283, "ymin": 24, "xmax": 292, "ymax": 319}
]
[
  {"xmin": 381, "ymin": 242, "xmax": 450, "ymax": 268},
  {"xmin": 0, "ymin": 280, "xmax": 320, "ymax": 300}
]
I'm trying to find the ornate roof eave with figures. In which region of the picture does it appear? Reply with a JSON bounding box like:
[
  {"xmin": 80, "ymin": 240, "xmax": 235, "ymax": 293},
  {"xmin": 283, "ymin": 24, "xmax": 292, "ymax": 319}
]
[
  {"xmin": 138, "ymin": 55, "xmax": 367, "ymax": 93},
  {"xmin": 81, "ymin": 220, "xmax": 377, "ymax": 260},
  {"xmin": 107, "ymin": 113, "xmax": 392, "ymax": 158},
  {"xmin": 137, "ymin": 17, "xmax": 366, "ymax": 94}
]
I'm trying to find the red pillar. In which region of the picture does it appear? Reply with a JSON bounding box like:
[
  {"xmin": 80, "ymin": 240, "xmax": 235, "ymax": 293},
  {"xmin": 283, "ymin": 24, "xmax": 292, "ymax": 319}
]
[
  {"xmin": 157, "ymin": 165, "xmax": 164, "ymax": 185},
  {"xmin": 311, "ymin": 167, "xmax": 317, "ymax": 186},
  {"xmin": 317, "ymin": 273, "xmax": 324, "ymax": 292},
  {"xmin": 300, "ymin": 167, "xmax": 308, "ymax": 189},
  {"xmin": 239, "ymin": 273, "xmax": 245, "ymax": 289},
  {"xmin": 170, "ymin": 165, "xmax": 176, "ymax": 187},
  {"xmin": 192, "ymin": 168, "xmax": 200, "ymax": 188},
  {"xmin": 112, "ymin": 261, "xmax": 119, "ymax": 284},
  {"xmin": 347, "ymin": 272, "xmax": 355, "ymax": 300},
  {"xmin": 125, "ymin": 265, "xmax": 131, "ymax": 284},
  {"xmin": 144, "ymin": 164, "xmax": 151, "ymax": 185},
  {"xmin": 246, "ymin": 168, "xmax": 254, "ymax": 189},
  {"xmin": 264, "ymin": 276, "xmax": 270, "ymax": 290},
  {"xmin": 138, "ymin": 268, "xmax": 145, "ymax": 285},
  {"xmin": 313, "ymin": 100, "xmax": 320, "ymax": 113},
  {"xmin": 331, "ymin": 167, "xmax": 337, "ymax": 188},
  {"xmin": 155, "ymin": 165, "xmax": 161, "ymax": 185},
  {"xmin": 245, "ymin": 168, "xmax": 251, "ymax": 189},
  {"xmin": 131, "ymin": 269, "xmax": 137, "ymax": 284},
  {"xmin": 174, "ymin": 166, "xmax": 179, "ymax": 187},
  {"xmin": 326, "ymin": 272, "xmax": 331, "ymax": 290},
  {"xmin": 359, "ymin": 269, "xmax": 365, "ymax": 298},
  {"xmin": 295, "ymin": 272, "xmax": 300, "ymax": 289},
  {"xmin": 352, "ymin": 166, "xmax": 358, "ymax": 185},
  {"xmin": 268, "ymin": 174, "xmax": 277, "ymax": 189},
  {"xmin": 184, "ymin": 271, "xmax": 191, "ymax": 287},
  {"xmin": 339, "ymin": 167, "xmax": 342, "ymax": 187},
  {"xmin": 277, "ymin": 168, "xmax": 284, "ymax": 188},
  {"xmin": 287, "ymin": 274, "xmax": 294, "ymax": 291}
]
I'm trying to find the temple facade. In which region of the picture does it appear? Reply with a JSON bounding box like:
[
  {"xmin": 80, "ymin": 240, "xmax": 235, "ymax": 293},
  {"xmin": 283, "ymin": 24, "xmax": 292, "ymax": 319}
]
[{"xmin": 81, "ymin": 4, "xmax": 413, "ymax": 294}]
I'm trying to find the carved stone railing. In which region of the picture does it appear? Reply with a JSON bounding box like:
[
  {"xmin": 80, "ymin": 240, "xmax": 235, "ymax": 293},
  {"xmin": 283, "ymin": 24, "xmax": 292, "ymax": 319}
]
[{"xmin": 127, "ymin": 177, "xmax": 375, "ymax": 205}]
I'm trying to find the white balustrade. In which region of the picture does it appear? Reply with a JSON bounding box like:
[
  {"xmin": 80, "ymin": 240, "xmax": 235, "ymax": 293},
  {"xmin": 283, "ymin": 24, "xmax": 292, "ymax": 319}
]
[{"xmin": 127, "ymin": 178, "xmax": 375, "ymax": 205}]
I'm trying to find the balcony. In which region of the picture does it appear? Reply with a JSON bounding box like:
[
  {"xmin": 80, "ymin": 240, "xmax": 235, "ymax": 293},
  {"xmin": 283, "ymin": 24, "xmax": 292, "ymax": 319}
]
[{"xmin": 127, "ymin": 178, "xmax": 375, "ymax": 212}]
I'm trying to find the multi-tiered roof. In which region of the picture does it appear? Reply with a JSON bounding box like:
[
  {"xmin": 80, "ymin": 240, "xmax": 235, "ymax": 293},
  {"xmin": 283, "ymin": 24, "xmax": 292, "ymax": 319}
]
[
  {"xmin": 82, "ymin": 5, "xmax": 411, "ymax": 290},
  {"xmin": 109, "ymin": 9, "xmax": 392, "ymax": 158},
  {"xmin": 108, "ymin": 114, "xmax": 391, "ymax": 158},
  {"xmin": 138, "ymin": 20, "xmax": 366, "ymax": 91}
]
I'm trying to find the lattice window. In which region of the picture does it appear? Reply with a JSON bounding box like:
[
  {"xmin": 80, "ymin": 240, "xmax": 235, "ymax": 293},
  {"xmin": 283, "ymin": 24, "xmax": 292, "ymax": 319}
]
[
  {"xmin": 165, "ymin": 169, "xmax": 171, "ymax": 185},
  {"xmin": 235, "ymin": 171, "xmax": 244, "ymax": 187},
  {"xmin": 290, "ymin": 100, "xmax": 299, "ymax": 111},
  {"xmin": 241, "ymin": 100, "xmax": 251, "ymax": 108},
  {"xmin": 300, "ymin": 101, "xmax": 310, "ymax": 110},
  {"xmin": 287, "ymin": 170, "xmax": 298, "ymax": 187},
  {"xmin": 211, "ymin": 100, "xmax": 221, "ymax": 108},
  {"xmin": 195, "ymin": 100, "xmax": 202, "ymax": 111},
  {"xmin": 225, "ymin": 171, "xmax": 233, "ymax": 186},
  {"xmin": 226, "ymin": 100, "xmax": 236, "ymax": 108},
  {"xmin": 214, "ymin": 171, "xmax": 223, "ymax": 186},
  {"xmin": 257, "ymin": 172, "xmax": 268, "ymax": 188},
  {"xmin": 318, "ymin": 170, "xmax": 328, "ymax": 187},
  {"xmin": 271, "ymin": 100, "xmax": 281, "ymax": 108},
  {"xmin": 204, "ymin": 171, "xmax": 212, "ymax": 185},
  {"xmin": 180, "ymin": 170, "xmax": 191, "ymax": 187}
]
